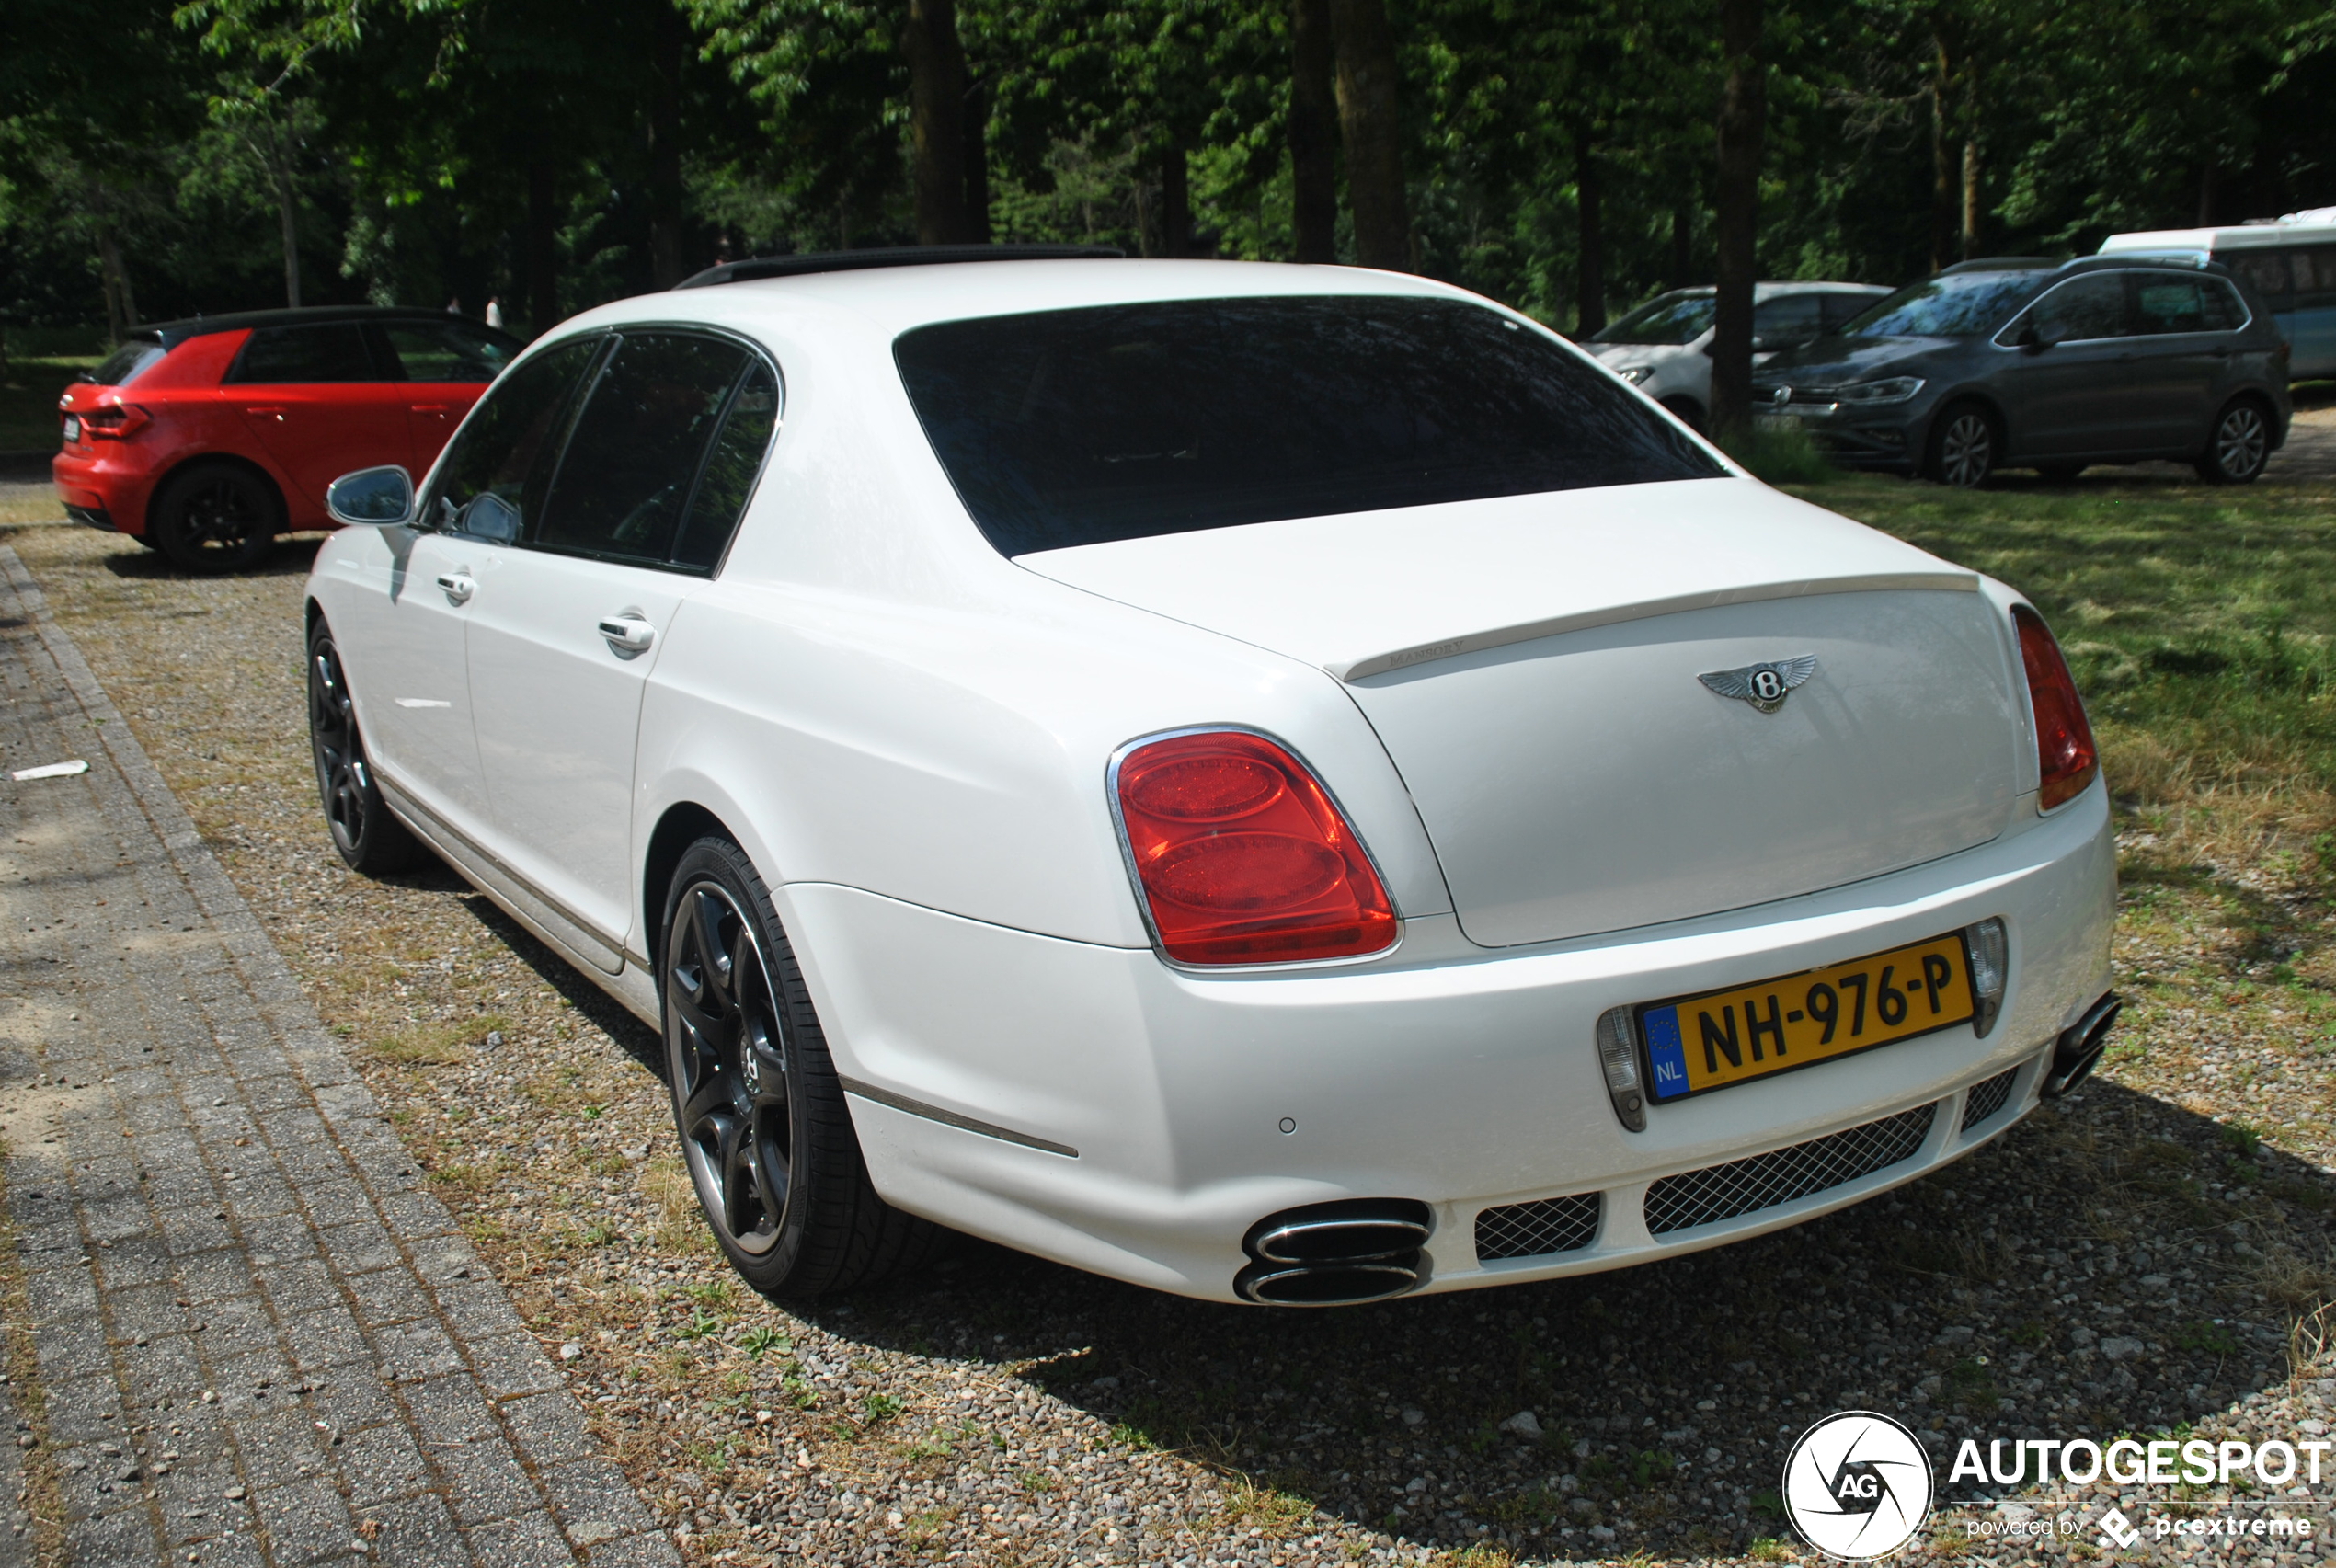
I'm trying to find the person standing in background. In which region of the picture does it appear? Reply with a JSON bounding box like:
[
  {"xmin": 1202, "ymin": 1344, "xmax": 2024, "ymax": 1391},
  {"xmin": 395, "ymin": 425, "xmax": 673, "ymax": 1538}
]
[
  {"xmin": 484, "ymin": 295, "xmax": 504, "ymax": 329},
  {"xmin": 445, "ymin": 297, "xmax": 462, "ymax": 315}
]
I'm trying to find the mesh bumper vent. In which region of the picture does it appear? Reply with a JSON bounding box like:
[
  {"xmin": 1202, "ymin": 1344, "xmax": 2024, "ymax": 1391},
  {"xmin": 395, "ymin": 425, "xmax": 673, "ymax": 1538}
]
[
  {"xmin": 1644, "ymin": 1103, "xmax": 1937, "ymax": 1235},
  {"xmin": 1961, "ymin": 1066, "xmax": 2019, "ymax": 1131},
  {"xmin": 1474, "ymin": 1192, "xmax": 1601, "ymax": 1262}
]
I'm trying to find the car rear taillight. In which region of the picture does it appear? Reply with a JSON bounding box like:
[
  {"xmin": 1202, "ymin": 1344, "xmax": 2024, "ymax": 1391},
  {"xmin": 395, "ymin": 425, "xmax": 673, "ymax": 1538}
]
[
  {"xmin": 1112, "ymin": 729, "xmax": 1397, "ymax": 966},
  {"xmin": 2012, "ymin": 604, "xmax": 2097, "ymax": 810},
  {"xmin": 82, "ymin": 404, "xmax": 150, "ymax": 440}
]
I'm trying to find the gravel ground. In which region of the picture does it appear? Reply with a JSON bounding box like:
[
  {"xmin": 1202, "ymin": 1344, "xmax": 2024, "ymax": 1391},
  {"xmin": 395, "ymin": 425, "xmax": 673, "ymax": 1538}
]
[{"xmin": 4, "ymin": 473, "xmax": 2336, "ymax": 1566}]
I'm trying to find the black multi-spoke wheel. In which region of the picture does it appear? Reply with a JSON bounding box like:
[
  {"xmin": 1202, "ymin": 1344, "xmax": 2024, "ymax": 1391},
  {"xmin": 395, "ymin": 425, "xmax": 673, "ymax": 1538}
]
[
  {"xmin": 1924, "ymin": 402, "xmax": 1998, "ymax": 488},
  {"xmin": 2197, "ymin": 398, "xmax": 2271, "ymax": 485},
  {"xmin": 306, "ymin": 620, "xmax": 423, "ymax": 876},
  {"xmin": 658, "ymin": 837, "xmax": 944, "ymax": 1297},
  {"xmin": 152, "ymin": 462, "xmax": 281, "ymax": 573}
]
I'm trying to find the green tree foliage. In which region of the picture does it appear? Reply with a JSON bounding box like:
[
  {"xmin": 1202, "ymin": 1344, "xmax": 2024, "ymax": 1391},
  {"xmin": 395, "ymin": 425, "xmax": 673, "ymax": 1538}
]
[{"xmin": 1, "ymin": 0, "xmax": 2330, "ymax": 342}]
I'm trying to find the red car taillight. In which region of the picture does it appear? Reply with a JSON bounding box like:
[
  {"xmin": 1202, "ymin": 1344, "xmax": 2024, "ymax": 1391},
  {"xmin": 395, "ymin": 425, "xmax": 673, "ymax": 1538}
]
[
  {"xmin": 2013, "ymin": 605, "xmax": 2098, "ymax": 810},
  {"xmin": 82, "ymin": 404, "xmax": 151, "ymax": 440},
  {"xmin": 1113, "ymin": 729, "xmax": 1397, "ymax": 966}
]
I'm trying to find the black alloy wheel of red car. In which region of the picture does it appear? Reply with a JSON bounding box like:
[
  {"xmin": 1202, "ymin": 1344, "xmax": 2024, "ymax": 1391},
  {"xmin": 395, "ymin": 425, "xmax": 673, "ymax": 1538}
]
[{"xmin": 151, "ymin": 462, "xmax": 282, "ymax": 574}]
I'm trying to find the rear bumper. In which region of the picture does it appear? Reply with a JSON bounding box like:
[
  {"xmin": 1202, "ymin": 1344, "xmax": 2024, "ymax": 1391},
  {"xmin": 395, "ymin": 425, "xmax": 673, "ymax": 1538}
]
[
  {"xmin": 786, "ymin": 783, "xmax": 2118, "ymax": 1302},
  {"xmin": 53, "ymin": 449, "xmax": 156, "ymax": 536}
]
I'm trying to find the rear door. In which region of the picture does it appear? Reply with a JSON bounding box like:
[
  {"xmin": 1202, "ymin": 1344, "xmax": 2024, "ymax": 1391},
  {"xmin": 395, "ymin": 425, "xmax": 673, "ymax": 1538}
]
[
  {"xmin": 373, "ymin": 319, "xmax": 520, "ymax": 475},
  {"xmin": 462, "ymin": 331, "xmax": 778, "ymax": 962},
  {"xmin": 227, "ymin": 322, "xmax": 412, "ymax": 510}
]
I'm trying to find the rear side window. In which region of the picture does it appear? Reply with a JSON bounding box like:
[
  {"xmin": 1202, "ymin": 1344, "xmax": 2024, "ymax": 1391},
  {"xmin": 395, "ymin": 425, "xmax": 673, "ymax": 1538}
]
[
  {"xmin": 425, "ymin": 338, "xmax": 601, "ymax": 544},
  {"xmin": 535, "ymin": 333, "xmax": 754, "ymax": 565},
  {"xmin": 378, "ymin": 321, "xmax": 518, "ymax": 383},
  {"xmin": 672, "ymin": 361, "xmax": 781, "ymax": 572},
  {"xmin": 86, "ymin": 341, "xmax": 166, "ymax": 387},
  {"xmin": 895, "ymin": 296, "xmax": 1723, "ymax": 558},
  {"xmin": 2134, "ymin": 275, "xmax": 2245, "ymax": 334},
  {"xmin": 225, "ymin": 323, "xmax": 379, "ymax": 383}
]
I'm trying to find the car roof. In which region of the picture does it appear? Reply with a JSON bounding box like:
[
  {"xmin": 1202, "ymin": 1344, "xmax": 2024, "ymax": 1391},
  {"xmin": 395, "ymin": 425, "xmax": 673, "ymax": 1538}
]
[{"xmin": 133, "ymin": 305, "xmax": 519, "ymax": 352}]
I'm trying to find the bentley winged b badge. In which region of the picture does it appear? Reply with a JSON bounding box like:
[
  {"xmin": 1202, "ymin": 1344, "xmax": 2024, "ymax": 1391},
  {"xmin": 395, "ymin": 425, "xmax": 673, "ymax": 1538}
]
[{"xmin": 1699, "ymin": 654, "xmax": 1818, "ymax": 715}]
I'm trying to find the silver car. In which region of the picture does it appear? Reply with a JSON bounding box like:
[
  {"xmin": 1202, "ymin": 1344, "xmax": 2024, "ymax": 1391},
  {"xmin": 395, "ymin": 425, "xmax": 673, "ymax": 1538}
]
[{"xmin": 1582, "ymin": 281, "xmax": 1890, "ymax": 431}]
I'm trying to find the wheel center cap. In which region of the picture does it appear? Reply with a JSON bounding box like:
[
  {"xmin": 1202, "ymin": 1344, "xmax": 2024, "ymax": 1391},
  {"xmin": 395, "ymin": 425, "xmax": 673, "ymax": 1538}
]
[{"xmin": 739, "ymin": 1051, "xmax": 762, "ymax": 1094}]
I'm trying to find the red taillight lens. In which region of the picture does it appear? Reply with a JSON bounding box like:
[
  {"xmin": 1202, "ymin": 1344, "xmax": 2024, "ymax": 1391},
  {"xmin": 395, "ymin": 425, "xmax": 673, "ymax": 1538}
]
[
  {"xmin": 2013, "ymin": 605, "xmax": 2098, "ymax": 810},
  {"xmin": 82, "ymin": 404, "xmax": 150, "ymax": 440},
  {"xmin": 1114, "ymin": 730, "xmax": 1397, "ymax": 965}
]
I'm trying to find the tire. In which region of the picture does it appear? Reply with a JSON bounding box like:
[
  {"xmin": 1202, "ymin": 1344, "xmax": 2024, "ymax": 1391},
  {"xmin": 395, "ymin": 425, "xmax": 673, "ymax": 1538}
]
[
  {"xmin": 659, "ymin": 837, "xmax": 944, "ymax": 1298},
  {"xmin": 2034, "ymin": 464, "xmax": 2085, "ymax": 483},
  {"xmin": 150, "ymin": 462, "xmax": 281, "ymax": 573},
  {"xmin": 306, "ymin": 619, "xmax": 425, "ymax": 876},
  {"xmin": 1924, "ymin": 402, "xmax": 1998, "ymax": 488},
  {"xmin": 1659, "ymin": 396, "xmax": 1708, "ymax": 435},
  {"xmin": 2196, "ymin": 397, "xmax": 2272, "ymax": 485}
]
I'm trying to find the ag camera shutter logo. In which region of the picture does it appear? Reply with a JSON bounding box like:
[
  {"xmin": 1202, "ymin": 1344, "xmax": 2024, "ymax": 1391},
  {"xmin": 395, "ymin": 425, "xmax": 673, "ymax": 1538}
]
[{"xmin": 1782, "ymin": 1411, "xmax": 1935, "ymax": 1560}]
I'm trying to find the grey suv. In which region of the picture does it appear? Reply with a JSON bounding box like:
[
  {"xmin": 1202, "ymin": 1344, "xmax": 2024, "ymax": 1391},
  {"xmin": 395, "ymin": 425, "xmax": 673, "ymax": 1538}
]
[{"xmin": 1752, "ymin": 256, "xmax": 2293, "ymax": 486}]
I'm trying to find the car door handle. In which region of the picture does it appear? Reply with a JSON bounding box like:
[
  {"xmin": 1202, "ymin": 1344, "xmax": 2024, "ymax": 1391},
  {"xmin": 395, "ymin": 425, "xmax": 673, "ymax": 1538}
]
[
  {"xmin": 598, "ymin": 614, "xmax": 656, "ymax": 653},
  {"xmin": 410, "ymin": 403, "xmax": 450, "ymax": 415},
  {"xmin": 245, "ymin": 406, "xmax": 287, "ymax": 421},
  {"xmin": 435, "ymin": 573, "xmax": 475, "ymax": 604}
]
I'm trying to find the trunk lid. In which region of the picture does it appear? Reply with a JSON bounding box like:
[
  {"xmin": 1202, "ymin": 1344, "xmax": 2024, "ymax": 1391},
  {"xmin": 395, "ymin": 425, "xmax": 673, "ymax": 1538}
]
[{"xmin": 1020, "ymin": 479, "xmax": 2023, "ymax": 946}]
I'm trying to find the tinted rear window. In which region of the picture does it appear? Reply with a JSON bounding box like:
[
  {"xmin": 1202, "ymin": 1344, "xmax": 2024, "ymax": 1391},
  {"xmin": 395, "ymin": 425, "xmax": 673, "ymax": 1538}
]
[
  {"xmin": 895, "ymin": 296, "xmax": 1723, "ymax": 557},
  {"xmin": 86, "ymin": 342, "xmax": 166, "ymax": 387},
  {"xmin": 226, "ymin": 323, "xmax": 379, "ymax": 383}
]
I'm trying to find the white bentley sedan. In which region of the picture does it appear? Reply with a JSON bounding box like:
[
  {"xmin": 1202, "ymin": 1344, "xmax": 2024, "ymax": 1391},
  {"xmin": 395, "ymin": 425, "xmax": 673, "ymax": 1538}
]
[{"xmin": 304, "ymin": 254, "xmax": 2118, "ymax": 1307}]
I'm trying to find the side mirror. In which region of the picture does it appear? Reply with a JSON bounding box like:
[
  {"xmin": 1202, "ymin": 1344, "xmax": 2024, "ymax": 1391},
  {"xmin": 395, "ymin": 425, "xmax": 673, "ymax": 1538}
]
[
  {"xmin": 326, "ymin": 465, "xmax": 415, "ymax": 527},
  {"xmin": 2019, "ymin": 320, "xmax": 2070, "ymax": 354}
]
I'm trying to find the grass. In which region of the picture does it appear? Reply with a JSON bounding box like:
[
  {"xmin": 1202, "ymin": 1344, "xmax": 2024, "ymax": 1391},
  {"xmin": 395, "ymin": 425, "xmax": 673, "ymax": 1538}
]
[{"xmin": 0, "ymin": 355, "xmax": 94, "ymax": 453}]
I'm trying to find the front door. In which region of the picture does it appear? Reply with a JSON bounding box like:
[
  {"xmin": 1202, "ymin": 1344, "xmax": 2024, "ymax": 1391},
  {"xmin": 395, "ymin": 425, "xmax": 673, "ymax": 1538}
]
[
  {"xmin": 2123, "ymin": 271, "xmax": 2246, "ymax": 453},
  {"xmin": 2004, "ymin": 273, "xmax": 2136, "ymax": 458},
  {"xmin": 462, "ymin": 329, "xmax": 761, "ymax": 963},
  {"xmin": 227, "ymin": 321, "xmax": 413, "ymax": 512}
]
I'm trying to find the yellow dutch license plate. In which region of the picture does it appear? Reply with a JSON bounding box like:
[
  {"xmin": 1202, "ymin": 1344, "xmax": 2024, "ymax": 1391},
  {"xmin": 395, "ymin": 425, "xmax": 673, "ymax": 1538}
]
[{"xmin": 1637, "ymin": 932, "xmax": 1977, "ymax": 1104}]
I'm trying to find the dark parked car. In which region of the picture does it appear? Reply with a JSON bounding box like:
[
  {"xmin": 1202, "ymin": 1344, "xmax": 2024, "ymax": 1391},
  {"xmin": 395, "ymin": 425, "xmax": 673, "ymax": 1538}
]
[{"xmin": 1752, "ymin": 255, "xmax": 2293, "ymax": 486}]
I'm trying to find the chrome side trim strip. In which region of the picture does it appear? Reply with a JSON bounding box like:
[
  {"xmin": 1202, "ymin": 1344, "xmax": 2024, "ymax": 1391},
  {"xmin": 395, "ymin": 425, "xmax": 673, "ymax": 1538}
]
[{"xmin": 838, "ymin": 1078, "xmax": 1078, "ymax": 1159}]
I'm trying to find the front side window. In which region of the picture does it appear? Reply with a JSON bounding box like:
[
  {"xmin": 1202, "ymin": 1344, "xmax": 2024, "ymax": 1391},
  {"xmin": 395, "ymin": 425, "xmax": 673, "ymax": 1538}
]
[
  {"xmin": 896, "ymin": 296, "xmax": 1723, "ymax": 558},
  {"xmin": 2134, "ymin": 275, "xmax": 2246, "ymax": 334},
  {"xmin": 379, "ymin": 321, "xmax": 518, "ymax": 383},
  {"xmin": 225, "ymin": 323, "xmax": 379, "ymax": 383},
  {"xmin": 423, "ymin": 338, "xmax": 601, "ymax": 544},
  {"xmin": 1752, "ymin": 293, "xmax": 1825, "ymax": 346},
  {"xmin": 2299, "ymin": 247, "xmax": 2336, "ymax": 308},
  {"xmin": 1590, "ymin": 291, "xmax": 1717, "ymax": 346},
  {"xmin": 2006, "ymin": 274, "xmax": 2130, "ymax": 344},
  {"xmin": 535, "ymin": 333, "xmax": 755, "ymax": 565},
  {"xmin": 1843, "ymin": 271, "xmax": 2043, "ymax": 338}
]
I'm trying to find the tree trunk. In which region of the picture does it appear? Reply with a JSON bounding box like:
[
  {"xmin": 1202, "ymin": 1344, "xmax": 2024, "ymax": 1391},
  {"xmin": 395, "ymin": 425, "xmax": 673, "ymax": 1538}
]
[
  {"xmin": 1928, "ymin": 65, "xmax": 1956, "ymax": 273},
  {"xmin": 1575, "ymin": 129, "xmax": 1605, "ymax": 335},
  {"xmin": 1162, "ymin": 141, "xmax": 1192, "ymax": 258},
  {"xmin": 647, "ymin": 0, "xmax": 688, "ymax": 287},
  {"xmin": 1672, "ymin": 203, "xmax": 1693, "ymax": 288},
  {"xmin": 1710, "ymin": 0, "xmax": 1765, "ymax": 442},
  {"xmin": 1329, "ymin": 0, "xmax": 1408, "ymax": 271},
  {"xmin": 964, "ymin": 77, "xmax": 992, "ymax": 244},
  {"xmin": 526, "ymin": 159, "xmax": 559, "ymax": 333},
  {"xmin": 97, "ymin": 230, "xmax": 130, "ymax": 344},
  {"xmin": 904, "ymin": 0, "xmax": 972, "ymax": 245},
  {"xmin": 272, "ymin": 143, "xmax": 303, "ymax": 309},
  {"xmin": 1289, "ymin": 0, "xmax": 1338, "ymax": 263},
  {"xmin": 1961, "ymin": 136, "xmax": 1982, "ymax": 260},
  {"xmin": 2196, "ymin": 162, "xmax": 2218, "ymax": 226}
]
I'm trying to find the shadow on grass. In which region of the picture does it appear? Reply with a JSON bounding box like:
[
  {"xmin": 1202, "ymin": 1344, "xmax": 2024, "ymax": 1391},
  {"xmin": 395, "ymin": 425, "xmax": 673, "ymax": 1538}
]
[
  {"xmin": 97, "ymin": 533, "xmax": 324, "ymax": 581},
  {"xmin": 767, "ymin": 1082, "xmax": 2334, "ymax": 1560}
]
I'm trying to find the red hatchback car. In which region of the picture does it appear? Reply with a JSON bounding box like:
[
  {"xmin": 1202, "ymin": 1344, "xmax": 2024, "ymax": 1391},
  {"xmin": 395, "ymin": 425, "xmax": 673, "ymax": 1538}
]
[{"xmin": 53, "ymin": 306, "xmax": 520, "ymax": 571}]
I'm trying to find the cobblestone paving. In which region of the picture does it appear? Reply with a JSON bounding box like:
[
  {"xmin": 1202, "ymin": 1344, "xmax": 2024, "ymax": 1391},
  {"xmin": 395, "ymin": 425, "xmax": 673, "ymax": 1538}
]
[{"xmin": 0, "ymin": 546, "xmax": 680, "ymax": 1568}]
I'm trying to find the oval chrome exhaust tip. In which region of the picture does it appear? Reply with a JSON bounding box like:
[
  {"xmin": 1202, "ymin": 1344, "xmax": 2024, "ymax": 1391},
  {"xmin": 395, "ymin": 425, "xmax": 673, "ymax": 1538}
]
[
  {"xmin": 2042, "ymin": 991, "xmax": 2122, "ymax": 1099},
  {"xmin": 1236, "ymin": 1198, "xmax": 1432, "ymax": 1306}
]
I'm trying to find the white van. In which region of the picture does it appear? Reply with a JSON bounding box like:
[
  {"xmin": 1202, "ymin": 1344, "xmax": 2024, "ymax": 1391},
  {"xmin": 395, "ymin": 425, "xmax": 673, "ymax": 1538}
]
[{"xmin": 2100, "ymin": 208, "xmax": 2336, "ymax": 380}]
